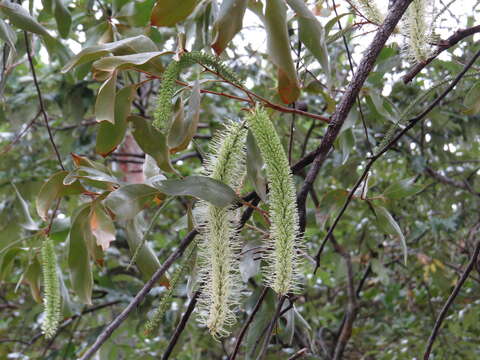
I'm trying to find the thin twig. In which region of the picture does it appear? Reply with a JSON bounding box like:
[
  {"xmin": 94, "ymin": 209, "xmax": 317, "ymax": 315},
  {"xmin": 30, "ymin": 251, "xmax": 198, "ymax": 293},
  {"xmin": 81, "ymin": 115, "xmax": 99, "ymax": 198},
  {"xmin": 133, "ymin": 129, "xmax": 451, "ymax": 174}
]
[
  {"xmin": 23, "ymin": 32, "xmax": 64, "ymax": 170},
  {"xmin": 297, "ymin": 0, "xmax": 413, "ymax": 234},
  {"xmin": 230, "ymin": 287, "xmax": 269, "ymax": 360},
  {"xmin": 257, "ymin": 295, "xmax": 287, "ymax": 360},
  {"xmin": 313, "ymin": 46, "xmax": 480, "ymax": 273},
  {"xmin": 403, "ymin": 25, "xmax": 480, "ymax": 83},
  {"xmin": 79, "ymin": 230, "xmax": 198, "ymax": 360},
  {"xmin": 423, "ymin": 239, "xmax": 480, "ymax": 359},
  {"xmin": 162, "ymin": 291, "xmax": 200, "ymax": 360}
]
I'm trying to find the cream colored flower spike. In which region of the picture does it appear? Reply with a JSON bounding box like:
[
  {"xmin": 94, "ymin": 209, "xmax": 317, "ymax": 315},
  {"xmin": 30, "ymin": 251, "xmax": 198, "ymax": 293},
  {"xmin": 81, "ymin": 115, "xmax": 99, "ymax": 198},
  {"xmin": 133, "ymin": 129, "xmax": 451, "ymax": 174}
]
[{"xmin": 196, "ymin": 121, "xmax": 247, "ymax": 338}]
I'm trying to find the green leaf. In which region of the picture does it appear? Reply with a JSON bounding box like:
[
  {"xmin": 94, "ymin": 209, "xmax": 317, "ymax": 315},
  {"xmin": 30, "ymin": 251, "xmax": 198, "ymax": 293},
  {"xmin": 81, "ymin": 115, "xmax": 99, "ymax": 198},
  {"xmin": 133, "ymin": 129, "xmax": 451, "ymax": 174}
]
[
  {"xmin": 68, "ymin": 206, "xmax": 93, "ymax": 305},
  {"xmin": 246, "ymin": 130, "xmax": 267, "ymax": 202},
  {"xmin": 375, "ymin": 206, "xmax": 407, "ymax": 263},
  {"xmin": 21, "ymin": 257, "xmax": 42, "ymax": 303},
  {"xmin": 168, "ymin": 80, "xmax": 202, "ymax": 153},
  {"xmin": 211, "ymin": 0, "xmax": 248, "ymax": 55},
  {"xmin": 286, "ymin": 0, "xmax": 331, "ymax": 89},
  {"xmin": 0, "ymin": 18, "xmax": 17, "ymax": 51},
  {"xmin": 151, "ymin": 176, "xmax": 238, "ymax": 207},
  {"xmin": 62, "ymin": 35, "xmax": 158, "ymax": 73},
  {"xmin": 96, "ymin": 85, "xmax": 136, "ymax": 156},
  {"xmin": 89, "ymin": 203, "xmax": 116, "ymax": 251},
  {"xmin": 0, "ymin": 1, "xmax": 49, "ymax": 37},
  {"xmin": 12, "ymin": 183, "xmax": 38, "ymax": 231},
  {"xmin": 36, "ymin": 171, "xmax": 85, "ymax": 221},
  {"xmin": 104, "ymin": 184, "xmax": 165, "ymax": 220},
  {"xmin": 95, "ymin": 72, "xmax": 117, "ymax": 123},
  {"xmin": 463, "ymin": 81, "xmax": 480, "ymax": 115},
  {"xmin": 130, "ymin": 115, "xmax": 177, "ymax": 174},
  {"xmin": 264, "ymin": 0, "xmax": 300, "ymax": 104},
  {"xmin": 125, "ymin": 215, "xmax": 169, "ymax": 286},
  {"xmin": 53, "ymin": 0, "xmax": 71, "ymax": 38},
  {"xmin": 92, "ymin": 51, "xmax": 168, "ymax": 76},
  {"xmin": 150, "ymin": 0, "xmax": 200, "ymax": 27},
  {"xmin": 63, "ymin": 166, "xmax": 119, "ymax": 189},
  {"xmin": 383, "ymin": 178, "xmax": 423, "ymax": 200}
]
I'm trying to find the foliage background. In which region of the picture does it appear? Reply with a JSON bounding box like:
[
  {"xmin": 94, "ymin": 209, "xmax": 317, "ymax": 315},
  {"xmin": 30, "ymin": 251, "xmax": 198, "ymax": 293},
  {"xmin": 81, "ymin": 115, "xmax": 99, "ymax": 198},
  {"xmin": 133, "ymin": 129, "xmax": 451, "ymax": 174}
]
[{"xmin": 0, "ymin": 0, "xmax": 480, "ymax": 359}]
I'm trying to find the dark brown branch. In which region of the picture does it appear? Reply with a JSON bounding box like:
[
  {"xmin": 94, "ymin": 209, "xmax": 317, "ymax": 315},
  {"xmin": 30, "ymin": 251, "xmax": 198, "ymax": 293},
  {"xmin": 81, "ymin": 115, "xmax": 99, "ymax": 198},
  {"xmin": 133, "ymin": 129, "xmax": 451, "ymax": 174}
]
[
  {"xmin": 79, "ymin": 230, "xmax": 198, "ymax": 360},
  {"xmin": 257, "ymin": 295, "xmax": 287, "ymax": 360},
  {"xmin": 230, "ymin": 287, "xmax": 269, "ymax": 360},
  {"xmin": 23, "ymin": 32, "xmax": 64, "ymax": 170},
  {"xmin": 288, "ymin": 348, "xmax": 307, "ymax": 360},
  {"xmin": 330, "ymin": 237, "xmax": 358, "ymax": 360},
  {"xmin": 0, "ymin": 110, "xmax": 40, "ymax": 155},
  {"xmin": 162, "ymin": 291, "xmax": 200, "ymax": 360},
  {"xmin": 425, "ymin": 167, "xmax": 479, "ymax": 197},
  {"xmin": 312, "ymin": 46, "xmax": 480, "ymax": 273},
  {"xmin": 423, "ymin": 239, "xmax": 480, "ymax": 359},
  {"xmin": 403, "ymin": 25, "xmax": 480, "ymax": 83},
  {"xmin": 297, "ymin": 0, "xmax": 413, "ymax": 234}
]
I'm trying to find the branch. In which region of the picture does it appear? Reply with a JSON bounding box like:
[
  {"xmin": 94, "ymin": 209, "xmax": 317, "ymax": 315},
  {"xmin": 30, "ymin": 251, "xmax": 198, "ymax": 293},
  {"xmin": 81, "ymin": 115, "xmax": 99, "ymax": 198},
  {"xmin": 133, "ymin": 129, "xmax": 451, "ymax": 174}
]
[
  {"xmin": 312, "ymin": 47, "xmax": 480, "ymax": 273},
  {"xmin": 403, "ymin": 25, "xmax": 480, "ymax": 83},
  {"xmin": 423, "ymin": 239, "xmax": 480, "ymax": 359},
  {"xmin": 296, "ymin": 0, "xmax": 413, "ymax": 234},
  {"xmin": 23, "ymin": 32, "xmax": 64, "ymax": 170},
  {"xmin": 79, "ymin": 230, "xmax": 198, "ymax": 360},
  {"xmin": 425, "ymin": 167, "xmax": 479, "ymax": 196},
  {"xmin": 162, "ymin": 291, "xmax": 200, "ymax": 360},
  {"xmin": 230, "ymin": 287, "xmax": 269, "ymax": 360},
  {"xmin": 257, "ymin": 295, "xmax": 287, "ymax": 360}
]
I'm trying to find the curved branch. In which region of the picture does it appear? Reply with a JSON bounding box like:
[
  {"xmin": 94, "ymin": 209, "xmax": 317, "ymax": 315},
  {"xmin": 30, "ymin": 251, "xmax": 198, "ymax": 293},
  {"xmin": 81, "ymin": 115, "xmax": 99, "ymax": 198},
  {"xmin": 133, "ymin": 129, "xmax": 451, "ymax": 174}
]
[{"xmin": 403, "ymin": 25, "xmax": 480, "ymax": 83}]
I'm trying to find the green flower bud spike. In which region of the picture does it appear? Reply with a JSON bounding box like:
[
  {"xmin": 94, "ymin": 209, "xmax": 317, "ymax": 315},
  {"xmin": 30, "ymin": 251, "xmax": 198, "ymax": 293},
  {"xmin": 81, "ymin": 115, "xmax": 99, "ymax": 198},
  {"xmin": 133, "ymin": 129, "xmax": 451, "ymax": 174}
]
[
  {"xmin": 403, "ymin": 0, "xmax": 433, "ymax": 63},
  {"xmin": 196, "ymin": 121, "xmax": 247, "ymax": 338},
  {"xmin": 41, "ymin": 237, "xmax": 61, "ymax": 339},
  {"xmin": 246, "ymin": 106, "xmax": 302, "ymax": 296},
  {"xmin": 153, "ymin": 52, "xmax": 243, "ymax": 134}
]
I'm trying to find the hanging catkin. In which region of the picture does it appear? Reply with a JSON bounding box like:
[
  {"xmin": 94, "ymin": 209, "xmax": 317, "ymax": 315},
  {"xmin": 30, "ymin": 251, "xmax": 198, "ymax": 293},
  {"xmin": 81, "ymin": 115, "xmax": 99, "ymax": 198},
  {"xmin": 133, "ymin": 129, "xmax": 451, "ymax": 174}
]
[
  {"xmin": 196, "ymin": 121, "xmax": 246, "ymax": 338},
  {"xmin": 41, "ymin": 237, "xmax": 61, "ymax": 339},
  {"xmin": 246, "ymin": 106, "xmax": 302, "ymax": 296}
]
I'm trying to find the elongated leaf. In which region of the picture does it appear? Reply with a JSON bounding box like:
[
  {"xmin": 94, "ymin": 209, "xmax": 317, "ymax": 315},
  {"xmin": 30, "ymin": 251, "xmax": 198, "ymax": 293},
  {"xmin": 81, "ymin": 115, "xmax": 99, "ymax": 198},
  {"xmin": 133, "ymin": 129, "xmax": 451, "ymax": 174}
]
[
  {"xmin": 0, "ymin": 1, "xmax": 49, "ymax": 37},
  {"xmin": 211, "ymin": 0, "xmax": 248, "ymax": 55},
  {"xmin": 150, "ymin": 0, "xmax": 200, "ymax": 27},
  {"xmin": 264, "ymin": 0, "xmax": 300, "ymax": 104},
  {"xmin": 286, "ymin": 0, "xmax": 331, "ymax": 89},
  {"xmin": 168, "ymin": 80, "xmax": 202, "ymax": 153},
  {"xmin": 246, "ymin": 130, "xmax": 267, "ymax": 202},
  {"xmin": 125, "ymin": 215, "xmax": 169, "ymax": 286},
  {"xmin": 375, "ymin": 206, "xmax": 407, "ymax": 263},
  {"xmin": 463, "ymin": 81, "xmax": 480, "ymax": 115},
  {"xmin": 62, "ymin": 35, "xmax": 158, "ymax": 73},
  {"xmin": 130, "ymin": 115, "xmax": 177, "ymax": 174},
  {"xmin": 68, "ymin": 206, "xmax": 93, "ymax": 305},
  {"xmin": 12, "ymin": 183, "xmax": 38, "ymax": 231},
  {"xmin": 36, "ymin": 171, "xmax": 85, "ymax": 221},
  {"xmin": 383, "ymin": 178, "xmax": 423, "ymax": 200},
  {"xmin": 95, "ymin": 72, "xmax": 117, "ymax": 123},
  {"xmin": 0, "ymin": 18, "xmax": 16, "ymax": 51},
  {"xmin": 151, "ymin": 176, "xmax": 238, "ymax": 207},
  {"xmin": 104, "ymin": 184, "xmax": 165, "ymax": 220},
  {"xmin": 96, "ymin": 85, "xmax": 136, "ymax": 156},
  {"xmin": 92, "ymin": 51, "xmax": 169, "ymax": 75},
  {"xmin": 90, "ymin": 203, "xmax": 116, "ymax": 251},
  {"xmin": 22, "ymin": 257, "xmax": 42, "ymax": 303},
  {"xmin": 53, "ymin": 0, "xmax": 71, "ymax": 38}
]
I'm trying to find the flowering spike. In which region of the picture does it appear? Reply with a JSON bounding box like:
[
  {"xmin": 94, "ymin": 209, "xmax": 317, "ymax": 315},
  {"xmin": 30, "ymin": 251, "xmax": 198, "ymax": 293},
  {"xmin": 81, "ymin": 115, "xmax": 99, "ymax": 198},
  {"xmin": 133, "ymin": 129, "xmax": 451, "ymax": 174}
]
[
  {"xmin": 196, "ymin": 121, "xmax": 247, "ymax": 338},
  {"xmin": 41, "ymin": 237, "xmax": 61, "ymax": 339},
  {"xmin": 354, "ymin": 0, "xmax": 384, "ymax": 25},
  {"xmin": 246, "ymin": 106, "xmax": 302, "ymax": 295},
  {"xmin": 153, "ymin": 52, "xmax": 243, "ymax": 134},
  {"xmin": 403, "ymin": 0, "xmax": 434, "ymax": 63}
]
